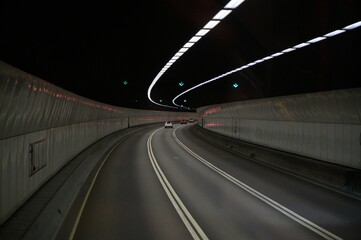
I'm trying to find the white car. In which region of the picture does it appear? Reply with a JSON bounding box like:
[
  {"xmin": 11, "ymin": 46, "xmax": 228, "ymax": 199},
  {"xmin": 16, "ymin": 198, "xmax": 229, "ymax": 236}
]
[{"xmin": 164, "ymin": 121, "xmax": 173, "ymax": 128}]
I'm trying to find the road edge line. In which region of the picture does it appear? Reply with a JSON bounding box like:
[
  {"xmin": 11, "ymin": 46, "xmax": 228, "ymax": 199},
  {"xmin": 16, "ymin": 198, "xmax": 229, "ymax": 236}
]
[
  {"xmin": 68, "ymin": 138, "xmax": 126, "ymax": 240},
  {"xmin": 173, "ymin": 127, "xmax": 342, "ymax": 240}
]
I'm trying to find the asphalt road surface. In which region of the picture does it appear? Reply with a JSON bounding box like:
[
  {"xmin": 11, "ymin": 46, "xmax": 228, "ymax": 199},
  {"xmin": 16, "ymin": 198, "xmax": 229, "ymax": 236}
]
[{"xmin": 70, "ymin": 124, "xmax": 361, "ymax": 240}]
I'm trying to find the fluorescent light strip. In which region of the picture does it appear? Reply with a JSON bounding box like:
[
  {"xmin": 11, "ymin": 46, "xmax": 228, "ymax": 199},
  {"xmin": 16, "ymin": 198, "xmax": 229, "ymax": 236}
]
[
  {"xmin": 172, "ymin": 20, "xmax": 361, "ymax": 108},
  {"xmin": 196, "ymin": 29, "xmax": 210, "ymax": 36},
  {"xmin": 308, "ymin": 36, "xmax": 326, "ymax": 43},
  {"xmin": 213, "ymin": 9, "xmax": 232, "ymax": 20},
  {"xmin": 293, "ymin": 42, "xmax": 310, "ymax": 49},
  {"xmin": 271, "ymin": 52, "xmax": 284, "ymax": 57},
  {"xmin": 262, "ymin": 56, "xmax": 273, "ymax": 61},
  {"xmin": 238, "ymin": 66, "xmax": 247, "ymax": 70},
  {"xmin": 204, "ymin": 20, "xmax": 220, "ymax": 29},
  {"xmin": 147, "ymin": 0, "xmax": 243, "ymax": 108},
  {"xmin": 225, "ymin": 0, "xmax": 246, "ymax": 9},
  {"xmin": 343, "ymin": 21, "xmax": 361, "ymax": 30},
  {"xmin": 254, "ymin": 59, "xmax": 264, "ymax": 64},
  {"xmin": 178, "ymin": 48, "xmax": 188, "ymax": 53},
  {"xmin": 324, "ymin": 29, "xmax": 345, "ymax": 37},
  {"xmin": 189, "ymin": 36, "xmax": 202, "ymax": 43},
  {"xmin": 184, "ymin": 42, "xmax": 195, "ymax": 48},
  {"xmin": 282, "ymin": 48, "xmax": 295, "ymax": 53}
]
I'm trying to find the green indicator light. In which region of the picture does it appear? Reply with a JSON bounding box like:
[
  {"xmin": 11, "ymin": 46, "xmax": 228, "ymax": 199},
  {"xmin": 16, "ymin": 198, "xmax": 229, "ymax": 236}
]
[
  {"xmin": 123, "ymin": 81, "xmax": 128, "ymax": 85},
  {"xmin": 179, "ymin": 82, "xmax": 184, "ymax": 87},
  {"xmin": 233, "ymin": 83, "xmax": 239, "ymax": 88}
]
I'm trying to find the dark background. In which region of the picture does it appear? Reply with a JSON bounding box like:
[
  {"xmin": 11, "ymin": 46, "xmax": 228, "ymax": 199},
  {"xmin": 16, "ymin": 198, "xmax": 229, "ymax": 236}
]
[{"xmin": 1, "ymin": 0, "xmax": 360, "ymax": 111}]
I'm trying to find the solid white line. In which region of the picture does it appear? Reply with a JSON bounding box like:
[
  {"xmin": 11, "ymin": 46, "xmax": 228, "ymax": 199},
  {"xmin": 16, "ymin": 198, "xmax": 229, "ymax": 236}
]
[
  {"xmin": 147, "ymin": 128, "xmax": 208, "ymax": 240},
  {"xmin": 172, "ymin": 127, "xmax": 342, "ymax": 240},
  {"xmin": 68, "ymin": 139, "xmax": 126, "ymax": 240}
]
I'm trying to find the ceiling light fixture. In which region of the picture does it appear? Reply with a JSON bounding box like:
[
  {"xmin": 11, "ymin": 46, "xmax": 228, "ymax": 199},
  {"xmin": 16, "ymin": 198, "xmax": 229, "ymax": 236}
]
[
  {"xmin": 175, "ymin": 52, "xmax": 184, "ymax": 57},
  {"xmin": 271, "ymin": 52, "xmax": 284, "ymax": 57},
  {"xmin": 213, "ymin": 10, "xmax": 232, "ymax": 20},
  {"xmin": 203, "ymin": 20, "xmax": 221, "ymax": 29},
  {"xmin": 307, "ymin": 36, "xmax": 326, "ymax": 44},
  {"xmin": 184, "ymin": 42, "xmax": 195, "ymax": 48},
  {"xmin": 282, "ymin": 48, "xmax": 295, "ymax": 53},
  {"xmin": 224, "ymin": 0, "xmax": 246, "ymax": 9},
  {"xmin": 343, "ymin": 21, "xmax": 361, "ymax": 30},
  {"xmin": 262, "ymin": 56, "xmax": 273, "ymax": 61},
  {"xmin": 172, "ymin": 20, "xmax": 361, "ymax": 108},
  {"xmin": 147, "ymin": 0, "xmax": 246, "ymax": 108},
  {"xmin": 293, "ymin": 42, "xmax": 310, "ymax": 49},
  {"xmin": 178, "ymin": 48, "xmax": 189, "ymax": 53},
  {"xmin": 189, "ymin": 36, "xmax": 202, "ymax": 43},
  {"xmin": 324, "ymin": 29, "xmax": 345, "ymax": 37},
  {"xmin": 196, "ymin": 29, "xmax": 210, "ymax": 37}
]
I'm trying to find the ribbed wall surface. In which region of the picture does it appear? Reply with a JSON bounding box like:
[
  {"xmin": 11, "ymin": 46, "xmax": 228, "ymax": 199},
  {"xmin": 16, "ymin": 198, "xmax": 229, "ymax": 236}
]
[
  {"xmin": 0, "ymin": 61, "xmax": 195, "ymax": 224},
  {"xmin": 198, "ymin": 88, "xmax": 361, "ymax": 169}
]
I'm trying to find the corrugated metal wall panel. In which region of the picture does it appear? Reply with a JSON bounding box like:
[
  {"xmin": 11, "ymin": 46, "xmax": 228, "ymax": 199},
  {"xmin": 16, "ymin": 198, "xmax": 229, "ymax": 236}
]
[
  {"xmin": 0, "ymin": 61, "xmax": 196, "ymax": 224},
  {"xmin": 198, "ymin": 88, "xmax": 361, "ymax": 170}
]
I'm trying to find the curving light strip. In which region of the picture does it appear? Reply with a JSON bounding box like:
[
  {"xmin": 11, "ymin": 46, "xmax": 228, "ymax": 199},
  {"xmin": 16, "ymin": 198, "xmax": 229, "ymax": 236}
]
[
  {"xmin": 147, "ymin": 0, "xmax": 246, "ymax": 109},
  {"xmin": 172, "ymin": 20, "xmax": 361, "ymax": 108}
]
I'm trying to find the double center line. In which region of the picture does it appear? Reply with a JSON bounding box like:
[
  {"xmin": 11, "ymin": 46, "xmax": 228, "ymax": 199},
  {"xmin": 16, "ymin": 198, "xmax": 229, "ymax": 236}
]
[{"xmin": 147, "ymin": 128, "xmax": 208, "ymax": 240}]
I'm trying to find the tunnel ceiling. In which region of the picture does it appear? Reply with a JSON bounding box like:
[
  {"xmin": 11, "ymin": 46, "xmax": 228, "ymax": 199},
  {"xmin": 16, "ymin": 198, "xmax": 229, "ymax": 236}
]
[{"xmin": 0, "ymin": 0, "xmax": 360, "ymax": 111}]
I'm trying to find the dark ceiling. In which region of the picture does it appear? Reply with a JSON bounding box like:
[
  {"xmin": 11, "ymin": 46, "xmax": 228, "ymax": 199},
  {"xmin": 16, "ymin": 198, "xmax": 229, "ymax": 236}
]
[{"xmin": 1, "ymin": 0, "xmax": 360, "ymax": 111}]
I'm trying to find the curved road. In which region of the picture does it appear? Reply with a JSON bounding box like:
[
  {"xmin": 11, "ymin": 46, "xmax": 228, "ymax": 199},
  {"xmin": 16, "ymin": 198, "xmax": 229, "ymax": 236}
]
[{"xmin": 70, "ymin": 124, "xmax": 361, "ymax": 240}]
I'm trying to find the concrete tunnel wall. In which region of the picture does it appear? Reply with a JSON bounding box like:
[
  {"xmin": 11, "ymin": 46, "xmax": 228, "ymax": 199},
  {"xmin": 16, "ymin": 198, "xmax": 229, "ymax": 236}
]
[
  {"xmin": 0, "ymin": 61, "xmax": 196, "ymax": 224},
  {"xmin": 198, "ymin": 88, "xmax": 361, "ymax": 170}
]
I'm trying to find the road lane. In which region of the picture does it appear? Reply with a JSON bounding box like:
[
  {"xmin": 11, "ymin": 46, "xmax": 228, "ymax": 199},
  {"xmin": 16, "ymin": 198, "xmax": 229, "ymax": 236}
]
[
  {"xmin": 70, "ymin": 123, "xmax": 361, "ymax": 240},
  {"xmin": 152, "ymin": 126, "xmax": 328, "ymax": 239},
  {"xmin": 172, "ymin": 124, "xmax": 361, "ymax": 240},
  {"xmin": 72, "ymin": 126, "xmax": 192, "ymax": 240}
]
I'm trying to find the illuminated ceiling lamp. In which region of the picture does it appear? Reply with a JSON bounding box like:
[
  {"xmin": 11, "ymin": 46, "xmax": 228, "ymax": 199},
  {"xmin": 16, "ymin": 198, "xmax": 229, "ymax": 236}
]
[
  {"xmin": 147, "ymin": 0, "xmax": 247, "ymax": 108},
  {"xmin": 172, "ymin": 20, "xmax": 361, "ymax": 108},
  {"xmin": 224, "ymin": 0, "xmax": 246, "ymax": 9}
]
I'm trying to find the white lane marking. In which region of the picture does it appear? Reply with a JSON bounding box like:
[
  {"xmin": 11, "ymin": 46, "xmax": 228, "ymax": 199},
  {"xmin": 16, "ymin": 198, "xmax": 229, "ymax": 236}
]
[
  {"xmin": 172, "ymin": 127, "xmax": 343, "ymax": 240},
  {"xmin": 147, "ymin": 128, "xmax": 208, "ymax": 240},
  {"xmin": 69, "ymin": 139, "xmax": 126, "ymax": 240}
]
